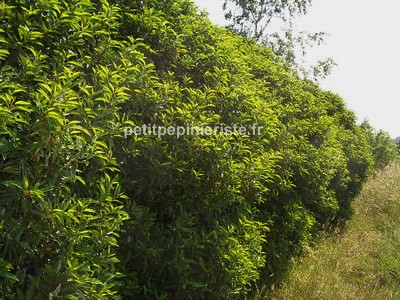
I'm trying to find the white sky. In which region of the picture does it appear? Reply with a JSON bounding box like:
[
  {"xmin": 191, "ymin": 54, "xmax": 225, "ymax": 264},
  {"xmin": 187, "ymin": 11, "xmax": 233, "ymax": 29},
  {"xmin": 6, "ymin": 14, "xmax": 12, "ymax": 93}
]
[{"xmin": 194, "ymin": 0, "xmax": 400, "ymax": 138}]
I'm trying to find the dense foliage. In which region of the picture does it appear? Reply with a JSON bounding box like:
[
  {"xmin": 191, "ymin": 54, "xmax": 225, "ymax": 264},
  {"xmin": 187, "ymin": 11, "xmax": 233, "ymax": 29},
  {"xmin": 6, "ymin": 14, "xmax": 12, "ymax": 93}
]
[
  {"xmin": 0, "ymin": 0, "xmax": 397, "ymax": 298},
  {"xmin": 361, "ymin": 121, "xmax": 398, "ymax": 170}
]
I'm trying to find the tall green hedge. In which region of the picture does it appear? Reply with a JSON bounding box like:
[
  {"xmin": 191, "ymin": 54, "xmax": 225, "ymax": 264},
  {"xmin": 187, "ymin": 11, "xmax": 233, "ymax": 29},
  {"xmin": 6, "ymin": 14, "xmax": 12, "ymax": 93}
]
[
  {"xmin": 0, "ymin": 0, "xmax": 397, "ymax": 298},
  {"xmin": 361, "ymin": 120, "xmax": 398, "ymax": 170}
]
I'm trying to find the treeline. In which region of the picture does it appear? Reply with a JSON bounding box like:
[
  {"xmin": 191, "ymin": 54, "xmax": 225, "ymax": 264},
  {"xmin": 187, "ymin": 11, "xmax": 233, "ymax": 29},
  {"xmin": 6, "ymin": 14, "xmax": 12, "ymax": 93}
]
[{"xmin": 0, "ymin": 0, "xmax": 397, "ymax": 299}]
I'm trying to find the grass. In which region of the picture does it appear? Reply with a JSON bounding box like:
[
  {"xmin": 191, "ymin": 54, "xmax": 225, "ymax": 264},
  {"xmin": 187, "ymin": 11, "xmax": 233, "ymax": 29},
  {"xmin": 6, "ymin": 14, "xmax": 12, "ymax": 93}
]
[{"xmin": 267, "ymin": 160, "xmax": 400, "ymax": 300}]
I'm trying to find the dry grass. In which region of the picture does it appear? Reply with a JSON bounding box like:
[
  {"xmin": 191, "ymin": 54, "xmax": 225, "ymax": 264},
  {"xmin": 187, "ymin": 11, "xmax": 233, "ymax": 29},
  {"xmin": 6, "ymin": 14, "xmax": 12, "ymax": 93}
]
[{"xmin": 268, "ymin": 161, "xmax": 400, "ymax": 300}]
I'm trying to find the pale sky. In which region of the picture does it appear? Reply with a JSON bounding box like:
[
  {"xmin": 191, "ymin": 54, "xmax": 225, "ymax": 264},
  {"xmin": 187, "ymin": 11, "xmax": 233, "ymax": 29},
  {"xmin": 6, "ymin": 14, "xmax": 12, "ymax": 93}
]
[{"xmin": 194, "ymin": 0, "xmax": 400, "ymax": 138}]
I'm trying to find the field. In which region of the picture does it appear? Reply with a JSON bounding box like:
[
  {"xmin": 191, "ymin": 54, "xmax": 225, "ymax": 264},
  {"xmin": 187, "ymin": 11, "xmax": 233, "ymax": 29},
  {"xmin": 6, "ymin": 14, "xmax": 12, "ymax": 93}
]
[{"xmin": 270, "ymin": 161, "xmax": 400, "ymax": 299}]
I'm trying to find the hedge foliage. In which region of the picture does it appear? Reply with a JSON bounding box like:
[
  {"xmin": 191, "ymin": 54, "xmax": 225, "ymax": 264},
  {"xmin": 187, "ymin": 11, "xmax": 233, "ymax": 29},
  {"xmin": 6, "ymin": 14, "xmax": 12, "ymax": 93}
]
[
  {"xmin": 0, "ymin": 0, "xmax": 397, "ymax": 298},
  {"xmin": 361, "ymin": 121, "xmax": 398, "ymax": 171}
]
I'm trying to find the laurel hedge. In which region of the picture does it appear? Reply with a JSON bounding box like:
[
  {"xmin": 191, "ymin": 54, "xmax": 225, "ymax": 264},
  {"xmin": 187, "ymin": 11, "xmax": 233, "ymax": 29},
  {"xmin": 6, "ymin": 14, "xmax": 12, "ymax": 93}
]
[{"xmin": 0, "ymin": 0, "xmax": 397, "ymax": 298}]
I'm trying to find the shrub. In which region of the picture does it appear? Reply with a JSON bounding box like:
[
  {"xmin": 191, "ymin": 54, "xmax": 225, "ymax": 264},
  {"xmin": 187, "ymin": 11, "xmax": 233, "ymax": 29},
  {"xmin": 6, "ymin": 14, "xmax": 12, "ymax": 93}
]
[
  {"xmin": 361, "ymin": 121, "xmax": 398, "ymax": 170},
  {"xmin": 0, "ymin": 0, "xmax": 381, "ymax": 298}
]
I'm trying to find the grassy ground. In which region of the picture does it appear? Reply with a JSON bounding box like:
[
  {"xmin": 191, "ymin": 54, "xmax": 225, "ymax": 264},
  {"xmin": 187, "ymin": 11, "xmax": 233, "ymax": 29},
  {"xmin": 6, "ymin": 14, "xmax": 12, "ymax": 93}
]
[{"xmin": 268, "ymin": 161, "xmax": 400, "ymax": 300}]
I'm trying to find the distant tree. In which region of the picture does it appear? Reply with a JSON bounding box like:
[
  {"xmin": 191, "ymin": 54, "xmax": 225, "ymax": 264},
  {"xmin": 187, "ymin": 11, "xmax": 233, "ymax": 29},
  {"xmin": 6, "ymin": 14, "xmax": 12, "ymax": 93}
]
[
  {"xmin": 361, "ymin": 120, "xmax": 398, "ymax": 169},
  {"xmin": 223, "ymin": 0, "xmax": 335, "ymax": 80},
  {"xmin": 223, "ymin": 0, "xmax": 310, "ymax": 40}
]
